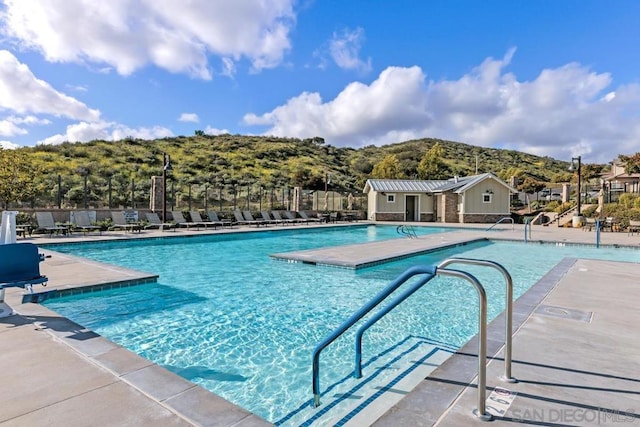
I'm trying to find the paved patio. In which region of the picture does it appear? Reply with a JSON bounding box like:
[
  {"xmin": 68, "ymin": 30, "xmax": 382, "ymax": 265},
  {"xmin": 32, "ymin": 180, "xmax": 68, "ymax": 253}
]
[{"xmin": 1, "ymin": 222, "xmax": 639, "ymax": 426}]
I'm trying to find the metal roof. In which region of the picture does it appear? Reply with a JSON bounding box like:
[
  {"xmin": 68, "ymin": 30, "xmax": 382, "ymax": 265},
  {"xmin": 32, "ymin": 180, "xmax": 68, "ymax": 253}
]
[
  {"xmin": 365, "ymin": 179, "xmax": 448, "ymax": 192},
  {"xmin": 364, "ymin": 173, "xmax": 516, "ymax": 194}
]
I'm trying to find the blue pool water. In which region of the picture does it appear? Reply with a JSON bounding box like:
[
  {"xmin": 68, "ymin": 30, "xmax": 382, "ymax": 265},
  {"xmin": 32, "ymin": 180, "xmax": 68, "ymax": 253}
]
[{"xmin": 43, "ymin": 226, "xmax": 640, "ymax": 423}]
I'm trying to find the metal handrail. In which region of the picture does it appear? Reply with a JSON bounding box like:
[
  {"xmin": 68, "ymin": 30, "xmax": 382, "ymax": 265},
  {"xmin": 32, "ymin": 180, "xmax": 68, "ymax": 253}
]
[
  {"xmin": 311, "ymin": 265, "xmax": 436, "ymax": 408},
  {"xmin": 486, "ymin": 217, "xmax": 514, "ymax": 231},
  {"xmin": 437, "ymin": 258, "xmax": 516, "ymax": 383},
  {"xmin": 524, "ymin": 219, "xmax": 532, "ymax": 243},
  {"xmin": 351, "ymin": 266, "xmax": 492, "ymax": 421},
  {"xmin": 396, "ymin": 224, "xmax": 418, "ymax": 238}
]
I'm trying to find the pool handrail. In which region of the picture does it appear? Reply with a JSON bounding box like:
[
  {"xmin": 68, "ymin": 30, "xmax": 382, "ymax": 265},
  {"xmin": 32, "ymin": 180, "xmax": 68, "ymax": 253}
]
[
  {"xmin": 486, "ymin": 217, "xmax": 514, "ymax": 231},
  {"xmin": 351, "ymin": 266, "xmax": 492, "ymax": 421},
  {"xmin": 396, "ymin": 224, "xmax": 417, "ymax": 238},
  {"xmin": 312, "ymin": 265, "xmax": 436, "ymax": 408},
  {"xmin": 437, "ymin": 257, "xmax": 516, "ymax": 383}
]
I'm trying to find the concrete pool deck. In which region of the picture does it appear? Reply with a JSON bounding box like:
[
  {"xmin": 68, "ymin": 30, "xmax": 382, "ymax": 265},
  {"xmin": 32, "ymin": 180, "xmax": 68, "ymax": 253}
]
[{"xmin": 1, "ymin": 222, "xmax": 640, "ymax": 426}]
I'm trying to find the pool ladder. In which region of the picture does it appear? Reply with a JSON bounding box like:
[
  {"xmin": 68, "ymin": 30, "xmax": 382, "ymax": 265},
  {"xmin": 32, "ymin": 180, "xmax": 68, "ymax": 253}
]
[
  {"xmin": 396, "ymin": 224, "xmax": 418, "ymax": 238},
  {"xmin": 312, "ymin": 257, "xmax": 516, "ymax": 421}
]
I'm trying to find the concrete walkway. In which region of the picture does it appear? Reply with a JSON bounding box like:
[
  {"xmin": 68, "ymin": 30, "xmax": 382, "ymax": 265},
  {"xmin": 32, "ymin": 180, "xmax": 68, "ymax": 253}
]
[{"xmin": 1, "ymin": 223, "xmax": 640, "ymax": 426}]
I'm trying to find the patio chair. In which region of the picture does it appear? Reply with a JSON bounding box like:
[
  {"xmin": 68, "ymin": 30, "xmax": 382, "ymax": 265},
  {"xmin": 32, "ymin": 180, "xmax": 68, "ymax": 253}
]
[
  {"xmin": 271, "ymin": 210, "xmax": 298, "ymax": 225},
  {"xmin": 242, "ymin": 210, "xmax": 268, "ymax": 227},
  {"xmin": 189, "ymin": 211, "xmax": 220, "ymax": 229},
  {"xmin": 145, "ymin": 212, "xmax": 174, "ymax": 231},
  {"xmin": 72, "ymin": 211, "xmax": 102, "ymax": 235},
  {"xmin": 284, "ymin": 211, "xmax": 307, "ymax": 224},
  {"xmin": 207, "ymin": 211, "xmax": 235, "ymax": 228},
  {"xmin": 260, "ymin": 210, "xmax": 282, "ymax": 225},
  {"xmin": 628, "ymin": 220, "xmax": 640, "ymax": 236},
  {"xmin": 34, "ymin": 212, "xmax": 68, "ymax": 236},
  {"xmin": 109, "ymin": 211, "xmax": 142, "ymax": 233},
  {"xmin": 582, "ymin": 217, "xmax": 597, "ymax": 232},
  {"xmin": 0, "ymin": 242, "xmax": 48, "ymax": 317},
  {"xmin": 298, "ymin": 211, "xmax": 323, "ymax": 223},
  {"xmin": 171, "ymin": 211, "xmax": 203, "ymax": 230}
]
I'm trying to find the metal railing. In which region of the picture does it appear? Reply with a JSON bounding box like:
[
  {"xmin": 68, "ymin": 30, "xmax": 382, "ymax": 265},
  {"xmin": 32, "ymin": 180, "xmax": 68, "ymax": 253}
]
[
  {"xmin": 396, "ymin": 224, "xmax": 418, "ymax": 238},
  {"xmin": 486, "ymin": 217, "xmax": 514, "ymax": 231},
  {"xmin": 524, "ymin": 219, "xmax": 532, "ymax": 243},
  {"xmin": 312, "ymin": 263, "xmax": 495, "ymax": 421},
  {"xmin": 312, "ymin": 265, "xmax": 436, "ymax": 408},
  {"xmin": 437, "ymin": 258, "xmax": 516, "ymax": 383}
]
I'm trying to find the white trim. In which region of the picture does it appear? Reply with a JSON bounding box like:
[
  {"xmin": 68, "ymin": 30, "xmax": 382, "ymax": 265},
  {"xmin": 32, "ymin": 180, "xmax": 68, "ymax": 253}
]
[
  {"xmin": 482, "ymin": 193, "xmax": 493, "ymax": 203},
  {"xmin": 386, "ymin": 194, "xmax": 396, "ymax": 203}
]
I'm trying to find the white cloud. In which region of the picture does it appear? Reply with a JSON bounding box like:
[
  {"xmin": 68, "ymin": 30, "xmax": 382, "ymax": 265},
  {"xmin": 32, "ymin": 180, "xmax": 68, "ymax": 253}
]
[
  {"xmin": 244, "ymin": 50, "xmax": 640, "ymax": 163},
  {"xmin": 0, "ymin": 119, "xmax": 27, "ymax": 136},
  {"xmin": 179, "ymin": 113, "xmax": 199, "ymax": 123},
  {"xmin": 204, "ymin": 126, "xmax": 229, "ymax": 135},
  {"xmin": 0, "ymin": 140, "xmax": 19, "ymax": 149},
  {"xmin": 38, "ymin": 121, "xmax": 173, "ymax": 145},
  {"xmin": 65, "ymin": 84, "xmax": 88, "ymax": 92},
  {"xmin": 0, "ymin": 50, "xmax": 101, "ymax": 121},
  {"xmin": 220, "ymin": 57, "xmax": 236, "ymax": 77},
  {"xmin": 329, "ymin": 27, "xmax": 372, "ymax": 73},
  {"xmin": 0, "ymin": 115, "xmax": 52, "ymax": 136},
  {"xmin": 1, "ymin": 0, "xmax": 296, "ymax": 79}
]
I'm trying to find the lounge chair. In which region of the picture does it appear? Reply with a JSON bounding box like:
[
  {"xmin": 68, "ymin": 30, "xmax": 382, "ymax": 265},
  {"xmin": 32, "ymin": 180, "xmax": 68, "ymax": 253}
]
[
  {"xmin": 233, "ymin": 210, "xmax": 264, "ymax": 227},
  {"xmin": 34, "ymin": 212, "xmax": 68, "ymax": 236},
  {"xmin": 72, "ymin": 211, "xmax": 102, "ymax": 235},
  {"xmin": 260, "ymin": 210, "xmax": 282, "ymax": 225},
  {"xmin": 189, "ymin": 211, "xmax": 220, "ymax": 229},
  {"xmin": 284, "ymin": 211, "xmax": 307, "ymax": 224},
  {"xmin": 243, "ymin": 210, "xmax": 268, "ymax": 227},
  {"xmin": 207, "ymin": 211, "xmax": 235, "ymax": 227},
  {"xmin": 109, "ymin": 211, "xmax": 142, "ymax": 233},
  {"xmin": 145, "ymin": 212, "xmax": 174, "ymax": 231},
  {"xmin": 0, "ymin": 242, "xmax": 48, "ymax": 317},
  {"xmin": 272, "ymin": 210, "xmax": 298, "ymax": 225},
  {"xmin": 298, "ymin": 211, "xmax": 323, "ymax": 223},
  {"xmin": 171, "ymin": 211, "xmax": 203, "ymax": 230}
]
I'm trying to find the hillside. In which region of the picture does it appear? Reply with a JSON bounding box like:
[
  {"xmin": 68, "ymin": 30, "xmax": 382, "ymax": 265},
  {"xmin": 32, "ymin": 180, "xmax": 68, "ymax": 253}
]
[{"xmin": 7, "ymin": 134, "xmax": 580, "ymax": 209}]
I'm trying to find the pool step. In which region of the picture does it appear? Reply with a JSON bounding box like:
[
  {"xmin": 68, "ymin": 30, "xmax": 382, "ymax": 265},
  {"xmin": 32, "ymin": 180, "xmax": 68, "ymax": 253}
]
[{"xmin": 279, "ymin": 336, "xmax": 456, "ymax": 426}]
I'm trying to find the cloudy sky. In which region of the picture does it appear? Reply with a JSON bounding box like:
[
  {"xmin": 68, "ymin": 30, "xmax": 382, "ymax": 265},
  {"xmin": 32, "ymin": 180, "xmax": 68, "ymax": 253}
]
[{"xmin": 0, "ymin": 0, "xmax": 638, "ymax": 163}]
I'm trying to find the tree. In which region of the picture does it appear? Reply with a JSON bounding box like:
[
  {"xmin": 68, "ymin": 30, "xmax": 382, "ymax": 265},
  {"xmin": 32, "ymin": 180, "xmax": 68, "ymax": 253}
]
[
  {"xmin": 0, "ymin": 149, "xmax": 43, "ymax": 208},
  {"xmin": 371, "ymin": 154, "xmax": 403, "ymax": 179},
  {"xmin": 194, "ymin": 130, "xmax": 205, "ymax": 136},
  {"xmin": 619, "ymin": 153, "xmax": 640, "ymax": 174},
  {"xmin": 518, "ymin": 177, "xmax": 546, "ymax": 213},
  {"xmin": 417, "ymin": 142, "xmax": 448, "ymax": 179}
]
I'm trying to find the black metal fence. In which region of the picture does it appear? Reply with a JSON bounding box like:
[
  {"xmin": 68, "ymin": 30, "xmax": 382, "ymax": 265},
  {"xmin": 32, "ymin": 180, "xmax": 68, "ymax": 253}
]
[{"xmin": 7, "ymin": 173, "xmax": 365, "ymax": 213}]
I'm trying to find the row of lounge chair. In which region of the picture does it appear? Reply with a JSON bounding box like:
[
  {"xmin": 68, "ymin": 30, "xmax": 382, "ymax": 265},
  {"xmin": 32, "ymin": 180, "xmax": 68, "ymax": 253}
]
[{"xmin": 24, "ymin": 209, "xmax": 332, "ymax": 237}]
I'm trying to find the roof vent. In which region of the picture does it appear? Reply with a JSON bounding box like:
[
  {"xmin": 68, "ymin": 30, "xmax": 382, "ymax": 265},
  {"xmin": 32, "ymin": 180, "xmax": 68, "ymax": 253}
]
[{"xmin": 453, "ymin": 176, "xmax": 459, "ymax": 183}]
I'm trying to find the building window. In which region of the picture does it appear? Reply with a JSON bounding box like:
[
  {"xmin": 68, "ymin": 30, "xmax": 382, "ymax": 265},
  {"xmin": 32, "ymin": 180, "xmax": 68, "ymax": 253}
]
[
  {"xmin": 387, "ymin": 194, "xmax": 395, "ymax": 203},
  {"xmin": 483, "ymin": 193, "xmax": 492, "ymax": 203}
]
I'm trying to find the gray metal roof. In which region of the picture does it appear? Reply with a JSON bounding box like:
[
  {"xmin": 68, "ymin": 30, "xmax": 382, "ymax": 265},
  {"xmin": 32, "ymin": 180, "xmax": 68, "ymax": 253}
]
[
  {"xmin": 364, "ymin": 173, "xmax": 516, "ymax": 193},
  {"xmin": 365, "ymin": 179, "xmax": 449, "ymax": 192}
]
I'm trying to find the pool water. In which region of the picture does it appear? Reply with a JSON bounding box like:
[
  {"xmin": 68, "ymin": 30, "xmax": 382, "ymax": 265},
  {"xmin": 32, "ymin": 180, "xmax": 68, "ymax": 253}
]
[{"xmin": 43, "ymin": 226, "xmax": 640, "ymax": 423}]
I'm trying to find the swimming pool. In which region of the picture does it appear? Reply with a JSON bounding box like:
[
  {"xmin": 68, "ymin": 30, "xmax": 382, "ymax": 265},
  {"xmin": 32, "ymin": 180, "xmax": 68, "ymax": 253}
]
[{"xmin": 43, "ymin": 226, "xmax": 640, "ymax": 424}]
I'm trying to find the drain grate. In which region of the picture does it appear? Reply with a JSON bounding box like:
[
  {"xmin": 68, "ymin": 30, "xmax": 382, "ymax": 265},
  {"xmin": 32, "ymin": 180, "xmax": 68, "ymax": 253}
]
[{"xmin": 534, "ymin": 305, "xmax": 593, "ymax": 322}]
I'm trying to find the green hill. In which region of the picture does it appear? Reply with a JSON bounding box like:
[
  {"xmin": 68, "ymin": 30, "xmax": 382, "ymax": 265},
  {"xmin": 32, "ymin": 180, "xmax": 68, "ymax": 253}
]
[{"xmin": 6, "ymin": 134, "xmax": 581, "ymax": 209}]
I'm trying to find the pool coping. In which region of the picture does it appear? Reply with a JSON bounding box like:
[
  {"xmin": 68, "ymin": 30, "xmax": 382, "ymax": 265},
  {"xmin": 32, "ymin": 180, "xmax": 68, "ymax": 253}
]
[{"xmin": 368, "ymin": 257, "xmax": 577, "ymax": 425}]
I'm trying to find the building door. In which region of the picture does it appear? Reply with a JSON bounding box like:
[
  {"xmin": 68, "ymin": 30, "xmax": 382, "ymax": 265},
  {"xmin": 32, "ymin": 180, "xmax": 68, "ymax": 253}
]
[{"xmin": 405, "ymin": 195, "xmax": 417, "ymax": 221}]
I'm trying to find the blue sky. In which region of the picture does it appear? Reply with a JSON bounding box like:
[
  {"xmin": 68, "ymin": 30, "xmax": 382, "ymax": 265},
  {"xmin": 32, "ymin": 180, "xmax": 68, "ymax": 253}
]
[{"xmin": 1, "ymin": 0, "xmax": 638, "ymax": 163}]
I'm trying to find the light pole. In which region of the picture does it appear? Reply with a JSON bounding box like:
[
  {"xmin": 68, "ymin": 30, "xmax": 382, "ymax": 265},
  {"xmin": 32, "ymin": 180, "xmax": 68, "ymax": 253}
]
[
  {"xmin": 569, "ymin": 156, "xmax": 582, "ymax": 216},
  {"xmin": 162, "ymin": 153, "xmax": 172, "ymax": 222}
]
